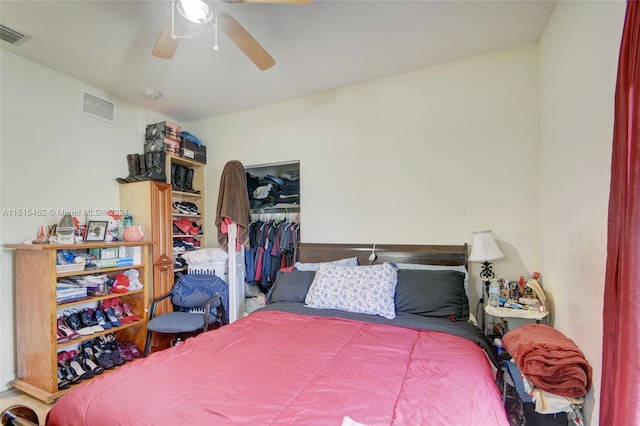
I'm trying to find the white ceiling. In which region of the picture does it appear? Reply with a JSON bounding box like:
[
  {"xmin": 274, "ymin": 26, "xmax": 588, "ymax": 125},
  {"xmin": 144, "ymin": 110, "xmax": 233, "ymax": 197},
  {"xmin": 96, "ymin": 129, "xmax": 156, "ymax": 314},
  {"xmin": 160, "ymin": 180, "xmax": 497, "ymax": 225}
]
[{"xmin": 0, "ymin": 0, "xmax": 557, "ymax": 123}]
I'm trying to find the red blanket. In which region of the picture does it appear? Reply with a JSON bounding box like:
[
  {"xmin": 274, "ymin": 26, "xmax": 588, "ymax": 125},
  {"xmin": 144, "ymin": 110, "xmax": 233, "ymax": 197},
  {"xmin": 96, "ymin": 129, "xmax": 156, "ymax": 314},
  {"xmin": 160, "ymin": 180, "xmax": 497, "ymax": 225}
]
[
  {"xmin": 502, "ymin": 324, "xmax": 592, "ymax": 397},
  {"xmin": 47, "ymin": 311, "xmax": 508, "ymax": 425}
]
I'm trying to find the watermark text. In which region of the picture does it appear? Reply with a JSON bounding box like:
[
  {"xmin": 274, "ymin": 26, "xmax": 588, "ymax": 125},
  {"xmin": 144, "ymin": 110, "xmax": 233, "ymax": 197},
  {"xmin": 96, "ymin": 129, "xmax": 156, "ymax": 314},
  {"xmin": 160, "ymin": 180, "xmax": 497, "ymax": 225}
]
[{"xmin": 1, "ymin": 208, "xmax": 128, "ymax": 217}]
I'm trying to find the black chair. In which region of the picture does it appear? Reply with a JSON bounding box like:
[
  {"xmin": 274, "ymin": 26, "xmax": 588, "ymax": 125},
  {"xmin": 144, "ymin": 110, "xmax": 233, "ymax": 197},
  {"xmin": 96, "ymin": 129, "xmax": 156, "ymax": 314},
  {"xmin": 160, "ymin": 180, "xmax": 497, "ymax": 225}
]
[{"xmin": 143, "ymin": 273, "xmax": 228, "ymax": 357}]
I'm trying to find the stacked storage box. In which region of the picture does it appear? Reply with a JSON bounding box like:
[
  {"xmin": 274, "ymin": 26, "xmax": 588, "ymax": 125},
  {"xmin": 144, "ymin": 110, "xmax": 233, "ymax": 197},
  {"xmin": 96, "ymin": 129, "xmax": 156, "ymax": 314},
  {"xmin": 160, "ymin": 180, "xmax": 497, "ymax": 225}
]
[
  {"xmin": 180, "ymin": 137, "xmax": 206, "ymax": 164},
  {"xmin": 146, "ymin": 121, "xmax": 181, "ymax": 157}
]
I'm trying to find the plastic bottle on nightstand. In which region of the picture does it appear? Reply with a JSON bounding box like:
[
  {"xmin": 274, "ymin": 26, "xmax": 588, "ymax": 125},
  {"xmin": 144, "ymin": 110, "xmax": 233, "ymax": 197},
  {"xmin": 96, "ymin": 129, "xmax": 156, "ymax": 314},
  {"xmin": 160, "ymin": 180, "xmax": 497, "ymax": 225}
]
[{"xmin": 489, "ymin": 279, "xmax": 501, "ymax": 307}]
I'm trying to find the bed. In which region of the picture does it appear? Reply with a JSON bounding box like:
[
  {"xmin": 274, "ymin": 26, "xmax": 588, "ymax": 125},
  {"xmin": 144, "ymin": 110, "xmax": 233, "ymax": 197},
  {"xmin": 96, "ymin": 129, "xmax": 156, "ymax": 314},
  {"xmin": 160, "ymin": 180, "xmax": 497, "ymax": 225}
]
[{"xmin": 46, "ymin": 243, "xmax": 509, "ymax": 426}]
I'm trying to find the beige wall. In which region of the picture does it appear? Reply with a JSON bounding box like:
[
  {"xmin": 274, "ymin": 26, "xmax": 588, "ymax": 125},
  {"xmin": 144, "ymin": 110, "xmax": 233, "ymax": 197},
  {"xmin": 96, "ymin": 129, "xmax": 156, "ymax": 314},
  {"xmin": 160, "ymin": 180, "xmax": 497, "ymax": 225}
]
[
  {"xmin": 190, "ymin": 43, "xmax": 543, "ymax": 294},
  {"xmin": 0, "ymin": 51, "xmax": 174, "ymax": 389},
  {"xmin": 539, "ymin": 1, "xmax": 626, "ymax": 423}
]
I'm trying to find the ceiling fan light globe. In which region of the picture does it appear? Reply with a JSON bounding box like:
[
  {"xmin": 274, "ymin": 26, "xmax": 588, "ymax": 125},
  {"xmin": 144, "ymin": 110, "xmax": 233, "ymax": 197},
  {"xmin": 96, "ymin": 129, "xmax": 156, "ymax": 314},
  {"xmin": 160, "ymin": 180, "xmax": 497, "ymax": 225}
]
[{"xmin": 177, "ymin": 0, "xmax": 214, "ymax": 24}]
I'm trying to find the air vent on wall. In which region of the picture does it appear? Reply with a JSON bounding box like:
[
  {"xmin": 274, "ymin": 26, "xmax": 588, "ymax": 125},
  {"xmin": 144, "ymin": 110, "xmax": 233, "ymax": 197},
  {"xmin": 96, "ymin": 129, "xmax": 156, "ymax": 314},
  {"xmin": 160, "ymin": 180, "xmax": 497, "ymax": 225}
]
[
  {"xmin": 0, "ymin": 24, "xmax": 30, "ymax": 45},
  {"xmin": 81, "ymin": 92, "xmax": 116, "ymax": 124}
]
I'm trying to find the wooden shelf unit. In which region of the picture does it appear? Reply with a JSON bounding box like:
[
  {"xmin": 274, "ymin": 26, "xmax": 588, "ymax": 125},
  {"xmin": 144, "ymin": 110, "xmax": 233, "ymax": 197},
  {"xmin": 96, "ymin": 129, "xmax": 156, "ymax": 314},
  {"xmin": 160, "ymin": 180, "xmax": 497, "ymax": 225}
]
[
  {"xmin": 5, "ymin": 241, "xmax": 152, "ymax": 404},
  {"xmin": 119, "ymin": 181, "xmax": 174, "ymax": 353},
  {"xmin": 166, "ymin": 156, "xmax": 206, "ymax": 251}
]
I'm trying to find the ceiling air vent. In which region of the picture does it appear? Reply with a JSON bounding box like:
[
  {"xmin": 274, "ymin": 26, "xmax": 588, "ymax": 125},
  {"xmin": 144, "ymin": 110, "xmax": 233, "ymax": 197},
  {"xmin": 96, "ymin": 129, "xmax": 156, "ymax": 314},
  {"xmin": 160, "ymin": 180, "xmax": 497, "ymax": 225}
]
[
  {"xmin": 81, "ymin": 92, "xmax": 116, "ymax": 124},
  {"xmin": 0, "ymin": 24, "xmax": 30, "ymax": 45}
]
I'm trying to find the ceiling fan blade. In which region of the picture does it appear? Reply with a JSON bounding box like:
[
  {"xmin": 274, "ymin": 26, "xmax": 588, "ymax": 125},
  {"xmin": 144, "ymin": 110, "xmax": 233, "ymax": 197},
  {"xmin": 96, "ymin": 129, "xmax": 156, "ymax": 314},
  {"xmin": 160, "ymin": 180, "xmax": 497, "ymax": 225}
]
[
  {"xmin": 219, "ymin": 11, "xmax": 276, "ymax": 71},
  {"xmin": 226, "ymin": 0, "xmax": 310, "ymax": 3},
  {"xmin": 152, "ymin": 21, "xmax": 181, "ymax": 59}
]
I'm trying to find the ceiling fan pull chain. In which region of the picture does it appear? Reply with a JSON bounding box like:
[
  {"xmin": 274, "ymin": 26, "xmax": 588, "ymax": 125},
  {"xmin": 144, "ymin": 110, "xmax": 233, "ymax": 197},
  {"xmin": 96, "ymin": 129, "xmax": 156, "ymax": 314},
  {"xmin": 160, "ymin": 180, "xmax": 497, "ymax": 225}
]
[
  {"xmin": 213, "ymin": 9, "xmax": 219, "ymax": 51},
  {"xmin": 171, "ymin": 0, "xmax": 177, "ymax": 39}
]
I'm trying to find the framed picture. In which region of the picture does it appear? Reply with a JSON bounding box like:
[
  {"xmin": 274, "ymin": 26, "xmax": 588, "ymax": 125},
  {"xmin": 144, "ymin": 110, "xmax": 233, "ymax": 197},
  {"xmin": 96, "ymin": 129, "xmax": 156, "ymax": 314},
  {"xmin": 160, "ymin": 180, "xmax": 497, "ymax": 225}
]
[{"xmin": 85, "ymin": 220, "xmax": 108, "ymax": 242}]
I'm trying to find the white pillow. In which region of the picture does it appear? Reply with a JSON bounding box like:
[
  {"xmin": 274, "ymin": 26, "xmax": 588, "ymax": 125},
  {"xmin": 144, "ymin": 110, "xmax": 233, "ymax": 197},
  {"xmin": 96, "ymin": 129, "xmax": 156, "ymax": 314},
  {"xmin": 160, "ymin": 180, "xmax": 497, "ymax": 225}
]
[
  {"xmin": 392, "ymin": 263, "xmax": 470, "ymax": 297},
  {"xmin": 294, "ymin": 256, "xmax": 359, "ymax": 271},
  {"xmin": 304, "ymin": 263, "xmax": 398, "ymax": 319}
]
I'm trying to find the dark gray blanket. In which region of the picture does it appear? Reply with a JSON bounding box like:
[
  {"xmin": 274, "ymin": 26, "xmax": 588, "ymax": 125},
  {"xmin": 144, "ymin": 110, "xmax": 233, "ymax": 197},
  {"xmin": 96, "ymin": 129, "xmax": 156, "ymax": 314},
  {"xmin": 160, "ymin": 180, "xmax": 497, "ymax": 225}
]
[{"xmin": 257, "ymin": 302, "xmax": 498, "ymax": 367}]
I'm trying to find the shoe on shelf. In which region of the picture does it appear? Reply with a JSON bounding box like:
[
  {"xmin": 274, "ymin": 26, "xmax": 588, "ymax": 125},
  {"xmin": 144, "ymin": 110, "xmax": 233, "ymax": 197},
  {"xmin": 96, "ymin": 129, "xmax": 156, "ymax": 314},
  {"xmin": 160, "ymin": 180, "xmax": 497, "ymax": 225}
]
[
  {"xmin": 81, "ymin": 308, "xmax": 104, "ymax": 333},
  {"xmin": 57, "ymin": 365, "xmax": 71, "ymax": 390},
  {"xmin": 107, "ymin": 347, "xmax": 126, "ymax": 366},
  {"xmin": 172, "ymin": 218, "xmax": 200, "ymax": 236},
  {"xmin": 58, "ymin": 351, "xmax": 85, "ymax": 383},
  {"xmin": 63, "ymin": 310, "xmax": 94, "ymax": 336},
  {"xmin": 57, "ymin": 317, "xmax": 81, "ymax": 341},
  {"xmin": 87, "ymin": 339, "xmax": 115, "ymax": 370},
  {"xmin": 101, "ymin": 297, "xmax": 121, "ymax": 311},
  {"xmin": 116, "ymin": 342, "xmax": 134, "ymax": 362},
  {"xmin": 94, "ymin": 308, "xmax": 113, "ymax": 330},
  {"xmin": 173, "ymin": 217, "xmax": 196, "ymax": 235},
  {"xmin": 174, "ymin": 237, "xmax": 196, "ymax": 251},
  {"xmin": 188, "ymin": 221, "xmax": 200, "ymax": 236},
  {"xmin": 57, "ymin": 327, "xmax": 70, "ymax": 344},
  {"xmin": 104, "ymin": 308, "xmax": 122, "ymax": 327},
  {"xmin": 185, "ymin": 201, "xmax": 200, "ymax": 215},
  {"xmin": 112, "ymin": 305, "xmax": 133, "ymax": 324},
  {"xmin": 172, "ymin": 201, "xmax": 187, "ymax": 215},
  {"xmin": 95, "ymin": 334, "xmax": 124, "ymax": 367},
  {"xmin": 58, "ymin": 359, "xmax": 81, "ymax": 385},
  {"xmin": 172, "ymin": 201, "xmax": 200, "ymax": 216},
  {"xmin": 81, "ymin": 340, "xmax": 99, "ymax": 363},
  {"xmin": 174, "ymin": 256, "xmax": 187, "ymax": 270},
  {"xmin": 125, "ymin": 341, "xmax": 142, "ymax": 358},
  {"xmin": 183, "ymin": 167, "xmax": 201, "ymax": 194},
  {"xmin": 122, "ymin": 303, "xmax": 141, "ymax": 321},
  {"xmin": 67, "ymin": 350, "xmax": 94, "ymax": 381},
  {"xmin": 80, "ymin": 351, "xmax": 105, "ymax": 375}
]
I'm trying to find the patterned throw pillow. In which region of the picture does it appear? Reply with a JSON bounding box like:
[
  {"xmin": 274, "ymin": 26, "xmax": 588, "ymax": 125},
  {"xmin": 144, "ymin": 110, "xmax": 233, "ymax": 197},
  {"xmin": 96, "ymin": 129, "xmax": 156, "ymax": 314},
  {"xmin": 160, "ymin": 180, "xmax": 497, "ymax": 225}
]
[{"xmin": 304, "ymin": 263, "xmax": 398, "ymax": 319}]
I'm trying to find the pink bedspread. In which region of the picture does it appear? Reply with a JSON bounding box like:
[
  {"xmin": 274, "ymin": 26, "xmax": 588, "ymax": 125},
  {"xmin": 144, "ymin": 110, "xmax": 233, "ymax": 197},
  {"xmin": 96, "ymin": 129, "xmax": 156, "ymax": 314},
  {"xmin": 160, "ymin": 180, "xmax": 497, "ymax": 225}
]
[{"xmin": 47, "ymin": 311, "xmax": 508, "ymax": 426}]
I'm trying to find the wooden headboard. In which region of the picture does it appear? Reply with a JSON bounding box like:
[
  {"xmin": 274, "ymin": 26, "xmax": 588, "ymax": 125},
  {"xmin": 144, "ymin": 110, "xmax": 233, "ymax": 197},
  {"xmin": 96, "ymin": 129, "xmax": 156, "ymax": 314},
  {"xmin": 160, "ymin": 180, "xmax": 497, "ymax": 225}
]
[{"xmin": 298, "ymin": 243, "xmax": 468, "ymax": 269}]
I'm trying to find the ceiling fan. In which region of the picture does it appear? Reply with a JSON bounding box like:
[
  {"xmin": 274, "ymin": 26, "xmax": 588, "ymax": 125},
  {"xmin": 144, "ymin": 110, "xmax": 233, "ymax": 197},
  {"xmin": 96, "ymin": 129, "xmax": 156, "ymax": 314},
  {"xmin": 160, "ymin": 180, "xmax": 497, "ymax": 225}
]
[{"xmin": 152, "ymin": 0, "xmax": 310, "ymax": 71}]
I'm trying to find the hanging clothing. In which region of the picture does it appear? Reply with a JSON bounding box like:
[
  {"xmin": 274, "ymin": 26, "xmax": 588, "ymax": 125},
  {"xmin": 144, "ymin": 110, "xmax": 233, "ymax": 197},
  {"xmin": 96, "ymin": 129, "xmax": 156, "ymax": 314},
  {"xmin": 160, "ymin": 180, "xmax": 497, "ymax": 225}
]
[
  {"xmin": 245, "ymin": 218, "xmax": 300, "ymax": 291},
  {"xmin": 215, "ymin": 160, "xmax": 251, "ymax": 250}
]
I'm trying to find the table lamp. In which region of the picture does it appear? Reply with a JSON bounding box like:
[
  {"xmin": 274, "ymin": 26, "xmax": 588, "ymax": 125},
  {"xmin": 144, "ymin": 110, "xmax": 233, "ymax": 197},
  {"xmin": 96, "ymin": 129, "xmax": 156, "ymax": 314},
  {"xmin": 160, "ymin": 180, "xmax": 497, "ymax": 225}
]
[{"xmin": 469, "ymin": 230, "xmax": 505, "ymax": 300}]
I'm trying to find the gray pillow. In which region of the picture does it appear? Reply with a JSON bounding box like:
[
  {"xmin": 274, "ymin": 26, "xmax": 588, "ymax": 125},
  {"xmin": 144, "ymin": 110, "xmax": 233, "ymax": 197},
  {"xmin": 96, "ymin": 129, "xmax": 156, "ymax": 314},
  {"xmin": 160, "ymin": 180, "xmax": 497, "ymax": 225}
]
[
  {"xmin": 395, "ymin": 269, "xmax": 468, "ymax": 320},
  {"xmin": 266, "ymin": 270, "xmax": 316, "ymax": 304},
  {"xmin": 294, "ymin": 257, "xmax": 359, "ymax": 271}
]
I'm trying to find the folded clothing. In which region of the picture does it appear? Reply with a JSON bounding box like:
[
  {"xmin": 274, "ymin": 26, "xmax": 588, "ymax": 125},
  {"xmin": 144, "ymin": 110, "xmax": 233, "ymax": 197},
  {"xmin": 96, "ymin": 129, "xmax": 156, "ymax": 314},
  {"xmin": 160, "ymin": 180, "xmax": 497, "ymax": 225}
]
[
  {"xmin": 181, "ymin": 248, "xmax": 228, "ymax": 264},
  {"xmin": 502, "ymin": 324, "xmax": 592, "ymax": 397}
]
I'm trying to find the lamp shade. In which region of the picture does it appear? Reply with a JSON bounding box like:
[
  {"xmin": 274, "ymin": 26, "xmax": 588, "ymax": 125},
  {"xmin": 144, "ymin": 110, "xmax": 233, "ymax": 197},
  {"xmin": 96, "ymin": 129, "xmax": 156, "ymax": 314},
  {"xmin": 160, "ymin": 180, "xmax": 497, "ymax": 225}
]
[{"xmin": 468, "ymin": 230, "xmax": 505, "ymax": 262}]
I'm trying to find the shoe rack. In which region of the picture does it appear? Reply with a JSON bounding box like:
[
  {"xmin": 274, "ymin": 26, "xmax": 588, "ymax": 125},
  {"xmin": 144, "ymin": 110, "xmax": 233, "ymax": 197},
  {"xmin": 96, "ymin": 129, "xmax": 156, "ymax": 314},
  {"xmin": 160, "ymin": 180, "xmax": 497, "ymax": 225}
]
[
  {"xmin": 165, "ymin": 156, "xmax": 205, "ymax": 272},
  {"xmin": 5, "ymin": 241, "xmax": 152, "ymax": 404}
]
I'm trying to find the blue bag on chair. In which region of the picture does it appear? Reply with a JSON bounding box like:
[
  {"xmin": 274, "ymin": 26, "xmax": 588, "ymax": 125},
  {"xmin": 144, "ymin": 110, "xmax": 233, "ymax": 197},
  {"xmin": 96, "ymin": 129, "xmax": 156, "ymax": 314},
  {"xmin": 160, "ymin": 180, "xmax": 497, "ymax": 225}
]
[{"xmin": 172, "ymin": 273, "xmax": 229, "ymax": 323}]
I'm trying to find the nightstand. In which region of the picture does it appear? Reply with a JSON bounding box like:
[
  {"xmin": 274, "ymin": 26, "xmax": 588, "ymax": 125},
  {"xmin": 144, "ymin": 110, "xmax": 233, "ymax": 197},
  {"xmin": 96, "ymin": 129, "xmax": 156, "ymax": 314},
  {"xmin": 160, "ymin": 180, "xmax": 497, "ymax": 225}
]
[
  {"xmin": 485, "ymin": 305, "xmax": 549, "ymax": 324},
  {"xmin": 484, "ymin": 305, "xmax": 550, "ymax": 338}
]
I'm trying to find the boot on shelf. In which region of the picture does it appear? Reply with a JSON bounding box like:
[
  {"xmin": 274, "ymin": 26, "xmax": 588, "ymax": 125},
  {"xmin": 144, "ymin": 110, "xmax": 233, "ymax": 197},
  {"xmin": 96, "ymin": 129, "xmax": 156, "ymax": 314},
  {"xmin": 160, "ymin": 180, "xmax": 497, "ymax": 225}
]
[
  {"xmin": 170, "ymin": 163, "xmax": 177, "ymax": 190},
  {"xmin": 137, "ymin": 152, "xmax": 147, "ymax": 179},
  {"xmin": 147, "ymin": 151, "xmax": 167, "ymax": 182},
  {"xmin": 172, "ymin": 164, "xmax": 186, "ymax": 192},
  {"xmin": 183, "ymin": 167, "xmax": 201, "ymax": 194},
  {"xmin": 138, "ymin": 152, "xmax": 155, "ymax": 181},
  {"xmin": 130, "ymin": 153, "xmax": 151, "ymax": 182},
  {"xmin": 116, "ymin": 154, "xmax": 140, "ymax": 184}
]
